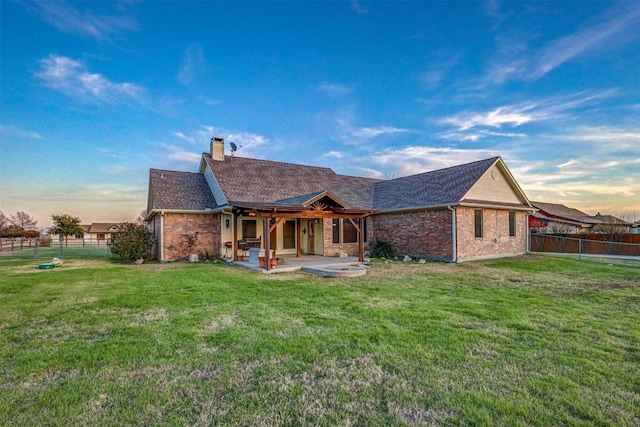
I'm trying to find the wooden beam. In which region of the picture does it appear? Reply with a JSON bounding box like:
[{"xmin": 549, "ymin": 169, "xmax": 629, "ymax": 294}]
[{"xmin": 296, "ymin": 218, "xmax": 302, "ymax": 258}]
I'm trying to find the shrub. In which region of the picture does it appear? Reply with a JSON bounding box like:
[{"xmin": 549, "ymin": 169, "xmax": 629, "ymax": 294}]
[
  {"xmin": 109, "ymin": 223, "xmax": 154, "ymax": 262},
  {"xmin": 371, "ymin": 239, "xmax": 394, "ymax": 259}
]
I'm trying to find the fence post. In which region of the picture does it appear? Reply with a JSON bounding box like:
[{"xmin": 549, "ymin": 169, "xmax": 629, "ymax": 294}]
[{"xmin": 578, "ymin": 238, "xmax": 582, "ymax": 261}]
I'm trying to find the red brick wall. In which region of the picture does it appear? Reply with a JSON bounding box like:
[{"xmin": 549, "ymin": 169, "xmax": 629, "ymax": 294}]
[
  {"xmin": 372, "ymin": 209, "xmax": 453, "ymax": 261},
  {"xmin": 456, "ymin": 207, "xmax": 527, "ymax": 261},
  {"xmin": 162, "ymin": 213, "xmax": 221, "ymax": 261}
]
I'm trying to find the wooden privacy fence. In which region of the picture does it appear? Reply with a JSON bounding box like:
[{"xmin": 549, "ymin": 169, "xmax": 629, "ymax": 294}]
[{"xmin": 530, "ymin": 233, "xmax": 640, "ymax": 257}]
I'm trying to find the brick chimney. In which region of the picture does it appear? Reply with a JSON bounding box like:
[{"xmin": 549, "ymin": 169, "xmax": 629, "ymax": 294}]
[{"xmin": 210, "ymin": 137, "xmax": 225, "ymax": 161}]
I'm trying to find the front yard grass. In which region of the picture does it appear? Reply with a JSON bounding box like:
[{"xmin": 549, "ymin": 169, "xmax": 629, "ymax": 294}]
[{"xmin": 1, "ymin": 255, "xmax": 638, "ymax": 426}]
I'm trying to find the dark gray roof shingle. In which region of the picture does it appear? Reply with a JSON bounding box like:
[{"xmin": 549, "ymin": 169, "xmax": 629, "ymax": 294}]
[
  {"xmin": 150, "ymin": 169, "xmax": 219, "ymax": 210},
  {"xmin": 204, "ymin": 154, "xmax": 381, "ymax": 208},
  {"xmin": 372, "ymin": 157, "xmax": 499, "ymax": 210}
]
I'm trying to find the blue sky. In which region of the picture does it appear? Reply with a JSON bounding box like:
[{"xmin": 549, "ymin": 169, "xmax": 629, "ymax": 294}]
[{"xmin": 1, "ymin": 1, "xmax": 639, "ymax": 228}]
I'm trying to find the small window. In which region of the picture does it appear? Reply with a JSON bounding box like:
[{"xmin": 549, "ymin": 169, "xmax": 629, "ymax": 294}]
[
  {"xmin": 474, "ymin": 210, "xmax": 483, "ymax": 238},
  {"xmin": 283, "ymin": 221, "xmax": 296, "ymax": 249},
  {"xmin": 332, "ymin": 219, "xmax": 340, "ymax": 243},
  {"xmin": 242, "ymin": 220, "xmax": 257, "ymax": 238},
  {"xmin": 509, "ymin": 212, "xmax": 516, "ymax": 237},
  {"xmin": 343, "ymin": 219, "xmax": 358, "ymax": 243},
  {"xmin": 97, "ymin": 233, "xmax": 106, "ymax": 240}
]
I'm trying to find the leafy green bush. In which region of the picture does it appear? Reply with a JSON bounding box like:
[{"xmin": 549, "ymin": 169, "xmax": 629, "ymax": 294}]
[
  {"xmin": 108, "ymin": 223, "xmax": 154, "ymax": 262},
  {"xmin": 371, "ymin": 239, "xmax": 394, "ymax": 259}
]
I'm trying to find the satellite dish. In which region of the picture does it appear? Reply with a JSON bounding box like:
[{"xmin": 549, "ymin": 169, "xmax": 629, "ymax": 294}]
[{"xmin": 229, "ymin": 142, "xmax": 241, "ymax": 161}]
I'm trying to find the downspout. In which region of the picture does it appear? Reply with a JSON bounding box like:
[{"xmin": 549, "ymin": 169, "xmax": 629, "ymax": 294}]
[
  {"xmin": 525, "ymin": 212, "xmax": 531, "ymax": 254},
  {"xmin": 448, "ymin": 205, "xmax": 457, "ymax": 263},
  {"xmin": 159, "ymin": 212, "xmax": 164, "ymax": 261}
]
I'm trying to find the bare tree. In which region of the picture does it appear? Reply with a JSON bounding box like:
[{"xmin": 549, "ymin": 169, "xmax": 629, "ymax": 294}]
[
  {"xmin": 10, "ymin": 211, "xmax": 38, "ymax": 231},
  {"xmin": 0, "ymin": 211, "xmax": 8, "ymax": 231},
  {"xmin": 548, "ymin": 223, "xmax": 574, "ymax": 253},
  {"xmin": 592, "ymin": 222, "xmax": 628, "ymax": 255},
  {"xmin": 136, "ymin": 209, "xmax": 148, "ymax": 225}
]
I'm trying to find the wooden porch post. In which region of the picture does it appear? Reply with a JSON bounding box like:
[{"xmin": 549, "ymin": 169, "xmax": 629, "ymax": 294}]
[
  {"xmin": 358, "ymin": 219, "xmax": 365, "ymax": 262},
  {"xmin": 296, "ymin": 218, "xmax": 302, "ymax": 258},
  {"xmin": 263, "ymin": 215, "xmax": 271, "ymax": 271}
]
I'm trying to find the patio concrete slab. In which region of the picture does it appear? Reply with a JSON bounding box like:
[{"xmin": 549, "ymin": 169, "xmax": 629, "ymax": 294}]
[{"xmin": 231, "ymin": 255, "xmax": 364, "ymax": 274}]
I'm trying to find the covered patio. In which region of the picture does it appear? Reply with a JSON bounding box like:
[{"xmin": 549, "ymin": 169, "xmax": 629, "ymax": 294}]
[{"xmin": 229, "ymin": 191, "xmax": 375, "ymax": 271}]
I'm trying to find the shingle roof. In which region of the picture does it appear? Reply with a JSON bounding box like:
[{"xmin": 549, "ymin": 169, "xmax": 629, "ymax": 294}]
[
  {"xmin": 204, "ymin": 154, "xmax": 381, "ymax": 208},
  {"xmin": 372, "ymin": 157, "xmax": 499, "ymax": 210},
  {"xmin": 530, "ymin": 201, "xmax": 590, "ymax": 222},
  {"xmin": 150, "ymin": 169, "xmax": 219, "ymax": 210},
  {"xmin": 154, "ymin": 155, "xmax": 525, "ymax": 213},
  {"xmin": 89, "ymin": 223, "xmax": 119, "ymax": 233}
]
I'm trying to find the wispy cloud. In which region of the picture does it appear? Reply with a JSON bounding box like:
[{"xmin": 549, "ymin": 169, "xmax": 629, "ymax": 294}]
[
  {"xmin": 439, "ymin": 90, "xmax": 619, "ymax": 138},
  {"xmin": 316, "ymin": 82, "xmax": 354, "ymax": 96},
  {"xmin": 0, "ymin": 126, "xmax": 42, "ymax": 140},
  {"xmin": 482, "ymin": 3, "xmax": 640, "ymax": 85},
  {"xmin": 332, "ymin": 110, "xmax": 413, "ymax": 145},
  {"xmin": 171, "ymin": 126, "xmax": 270, "ymax": 159},
  {"xmin": 351, "ymin": 0, "xmax": 368, "ymax": 14},
  {"xmin": 361, "ymin": 146, "xmax": 498, "ymax": 178},
  {"xmin": 35, "ymin": 54, "xmax": 146, "ymax": 105},
  {"xmin": 528, "ymin": 4, "xmax": 640, "ymax": 80},
  {"xmin": 417, "ymin": 54, "xmax": 461, "ymax": 90},
  {"xmin": 178, "ymin": 44, "xmax": 206, "ymax": 85},
  {"xmin": 323, "ymin": 151, "xmax": 343, "ymax": 159},
  {"xmin": 161, "ymin": 143, "xmax": 202, "ymax": 164},
  {"xmin": 25, "ymin": 0, "xmax": 137, "ymax": 40},
  {"xmin": 441, "ymin": 106, "xmax": 535, "ymax": 131}
]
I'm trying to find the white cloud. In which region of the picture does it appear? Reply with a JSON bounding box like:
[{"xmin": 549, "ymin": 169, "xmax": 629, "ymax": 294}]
[
  {"xmin": 35, "ymin": 55, "xmax": 146, "ymax": 104},
  {"xmin": 441, "ymin": 106, "xmax": 535, "ymax": 131},
  {"xmin": 0, "ymin": 126, "xmax": 42, "ymax": 140},
  {"xmin": 439, "ymin": 90, "xmax": 619, "ymax": 136},
  {"xmin": 528, "ymin": 5, "xmax": 640, "ymax": 80},
  {"xmin": 351, "ymin": 0, "xmax": 368, "ymax": 14},
  {"xmin": 26, "ymin": 1, "xmax": 137, "ymax": 40},
  {"xmin": 362, "ymin": 146, "xmax": 498, "ymax": 178},
  {"xmin": 474, "ymin": 3, "xmax": 640, "ymax": 89},
  {"xmin": 332, "ymin": 110, "xmax": 413, "ymax": 145},
  {"xmin": 161, "ymin": 144, "xmax": 201, "ymax": 164},
  {"xmin": 323, "ymin": 151, "xmax": 343, "ymax": 159},
  {"xmin": 316, "ymin": 82, "xmax": 354, "ymax": 96},
  {"xmin": 178, "ymin": 44, "xmax": 206, "ymax": 85}
]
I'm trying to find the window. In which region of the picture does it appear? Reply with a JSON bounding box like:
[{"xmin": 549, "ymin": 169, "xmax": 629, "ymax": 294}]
[
  {"xmin": 332, "ymin": 219, "xmax": 340, "ymax": 243},
  {"xmin": 509, "ymin": 212, "xmax": 516, "ymax": 237},
  {"xmin": 242, "ymin": 220, "xmax": 257, "ymax": 238},
  {"xmin": 283, "ymin": 221, "xmax": 296, "ymax": 249},
  {"xmin": 343, "ymin": 219, "xmax": 358, "ymax": 243},
  {"xmin": 474, "ymin": 210, "xmax": 483, "ymax": 238},
  {"xmin": 97, "ymin": 233, "xmax": 105, "ymax": 240}
]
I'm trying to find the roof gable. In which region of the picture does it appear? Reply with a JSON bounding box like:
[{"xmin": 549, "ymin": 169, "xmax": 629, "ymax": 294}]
[
  {"xmin": 149, "ymin": 169, "xmax": 219, "ymax": 211},
  {"xmin": 203, "ymin": 154, "xmax": 380, "ymax": 208},
  {"xmin": 463, "ymin": 158, "xmax": 531, "ymax": 206},
  {"xmin": 277, "ymin": 191, "xmax": 351, "ymax": 209},
  {"xmin": 373, "ymin": 157, "xmax": 504, "ymax": 210}
]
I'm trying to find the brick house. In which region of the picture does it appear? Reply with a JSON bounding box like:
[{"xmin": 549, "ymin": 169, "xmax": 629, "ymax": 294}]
[{"xmin": 147, "ymin": 138, "xmax": 534, "ymax": 266}]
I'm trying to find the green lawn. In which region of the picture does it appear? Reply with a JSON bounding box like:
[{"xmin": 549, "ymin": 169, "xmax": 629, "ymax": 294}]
[{"xmin": 1, "ymin": 255, "xmax": 638, "ymax": 426}]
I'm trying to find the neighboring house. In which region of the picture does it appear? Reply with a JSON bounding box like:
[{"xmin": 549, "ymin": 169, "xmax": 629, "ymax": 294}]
[
  {"xmin": 49, "ymin": 223, "xmax": 120, "ymax": 242},
  {"xmin": 147, "ymin": 138, "xmax": 535, "ymax": 266},
  {"xmin": 529, "ymin": 201, "xmax": 631, "ymax": 234},
  {"xmin": 85, "ymin": 223, "xmax": 120, "ymax": 241}
]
